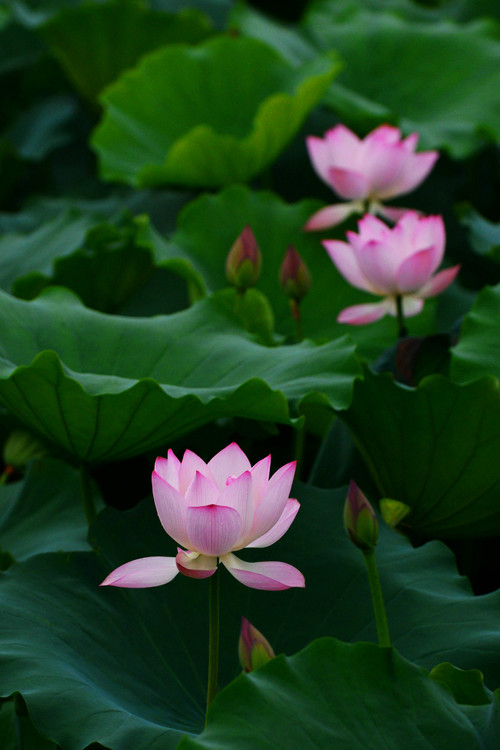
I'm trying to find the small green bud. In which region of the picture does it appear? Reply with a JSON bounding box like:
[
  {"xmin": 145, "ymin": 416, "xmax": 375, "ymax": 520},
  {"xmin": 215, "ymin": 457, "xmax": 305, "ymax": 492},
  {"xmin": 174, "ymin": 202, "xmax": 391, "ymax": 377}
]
[
  {"xmin": 226, "ymin": 226, "xmax": 262, "ymax": 291},
  {"xmin": 279, "ymin": 246, "xmax": 311, "ymax": 302},
  {"xmin": 380, "ymin": 498, "xmax": 411, "ymax": 528},
  {"xmin": 238, "ymin": 616, "xmax": 275, "ymax": 673},
  {"xmin": 344, "ymin": 480, "xmax": 378, "ymax": 551},
  {"xmin": 2, "ymin": 430, "xmax": 47, "ymax": 469}
]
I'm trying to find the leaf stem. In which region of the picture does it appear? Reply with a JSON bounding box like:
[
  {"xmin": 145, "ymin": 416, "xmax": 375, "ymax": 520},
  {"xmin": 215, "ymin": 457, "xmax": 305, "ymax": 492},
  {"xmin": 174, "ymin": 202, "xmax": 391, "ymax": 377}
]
[
  {"xmin": 79, "ymin": 464, "xmax": 96, "ymax": 527},
  {"xmin": 205, "ymin": 567, "xmax": 220, "ymax": 725},
  {"xmin": 362, "ymin": 548, "xmax": 391, "ymax": 647},
  {"xmin": 395, "ymin": 294, "xmax": 407, "ymax": 339}
]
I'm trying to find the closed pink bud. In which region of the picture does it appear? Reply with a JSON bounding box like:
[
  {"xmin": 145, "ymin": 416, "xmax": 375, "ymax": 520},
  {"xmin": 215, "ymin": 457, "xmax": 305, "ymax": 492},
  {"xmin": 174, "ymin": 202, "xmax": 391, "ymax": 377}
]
[
  {"xmin": 238, "ymin": 616, "xmax": 275, "ymax": 672},
  {"xmin": 344, "ymin": 480, "xmax": 378, "ymax": 551},
  {"xmin": 279, "ymin": 246, "xmax": 311, "ymax": 301},
  {"xmin": 226, "ymin": 225, "xmax": 262, "ymax": 291}
]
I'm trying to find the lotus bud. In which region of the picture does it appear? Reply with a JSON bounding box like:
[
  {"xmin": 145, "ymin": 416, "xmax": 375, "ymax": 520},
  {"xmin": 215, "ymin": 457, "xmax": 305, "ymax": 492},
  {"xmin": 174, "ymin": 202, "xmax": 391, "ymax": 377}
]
[
  {"xmin": 344, "ymin": 480, "xmax": 378, "ymax": 551},
  {"xmin": 2, "ymin": 429, "xmax": 47, "ymax": 469},
  {"xmin": 226, "ymin": 225, "xmax": 262, "ymax": 291},
  {"xmin": 238, "ymin": 616, "xmax": 275, "ymax": 673},
  {"xmin": 279, "ymin": 246, "xmax": 311, "ymax": 302},
  {"xmin": 380, "ymin": 498, "xmax": 411, "ymax": 528}
]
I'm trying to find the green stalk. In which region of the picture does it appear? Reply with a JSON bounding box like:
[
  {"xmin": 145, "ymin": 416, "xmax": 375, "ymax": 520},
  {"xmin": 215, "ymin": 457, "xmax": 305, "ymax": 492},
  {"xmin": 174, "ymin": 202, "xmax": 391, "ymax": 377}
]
[
  {"xmin": 395, "ymin": 294, "xmax": 407, "ymax": 339},
  {"xmin": 362, "ymin": 549, "xmax": 391, "ymax": 647},
  {"xmin": 205, "ymin": 568, "xmax": 220, "ymax": 725},
  {"xmin": 289, "ymin": 299, "xmax": 303, "ymax": 343},
  {"xmin": 79, "ymin": 464, "xmax": 97, "ymax": 527}
]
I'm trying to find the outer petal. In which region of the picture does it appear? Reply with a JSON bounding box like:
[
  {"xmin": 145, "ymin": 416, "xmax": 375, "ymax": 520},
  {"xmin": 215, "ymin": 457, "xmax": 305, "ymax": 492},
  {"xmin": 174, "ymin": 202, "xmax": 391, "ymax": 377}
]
[
  {"xmin": 304, "ymin": 201, "xmax": 362, "ymax": 231},
  {"xmin": 152, "ymin": 471, "xmax": 190, "ymax": 548},
  {"xmin": 221, "ymin": 553, "xmax": 305, "ymax": 591},
  {"xmin": 246, "ymin": 499, "xmax": 300, "ymax": 549},
  {"xmin": 391, "ymin": 151, "xmax": 439, "ymax": 197},
  {"xmin": 186, "ymin": 504, "xmax": 242, "ymax": 556},
  {"xmin": 154, "ymin": 450, "xmax": 180, "ymax": 490},
  {"xmin": 337, "ymin": 301, "xmax": 390, "ymax": 325},
  {"xmin": 401, "ymin": 296, "xmax": 425, "ymax": 317},
  {"xmin": 100, "ymin": 557, "xmax": 178, "ymax": 588},
  {"xmin": 419, "ymin": 265, "xmax": 460, "ymax": 298},
  {"xmin": 207, "ymin": 442, "xmax": 251, "ymax": 491},
  {"xmin": 412, "ymin": 214, "xmax": 446, "ymax": 268},
  {"xmin": 357, "ymin": 239, "xmax": 401, "ymax": 293},
  {"xmin": 250, "ymin": 454, "xmax": 271, "ymax": 507},
  {"xmin": 324, "ymin": 124, "xmax": 362, "ymax": 160},
  {"xmin": 176, "ymin": 549, "xmax": 217, "ymax": 579},
  {"xmin": 246, "ymin": 461, "xmax": 296, "ymax": 543},
  {"xmin": 327, "ymin": 166, "xmax": 369, "ymax": 200},
  {"xmin": 396, "ymin": 246, "xmax": 440, "ymax": 293},
  {"xmin": 364, "ymin": 124, "xmax": 402, "ymax": 146},
  {"xmin": 305, "ymin": 134, "xmax": 335, "ymax": 185},
  {"xmin": 322, "ymin": 240, "xmax": 374, "ymax": 292}
]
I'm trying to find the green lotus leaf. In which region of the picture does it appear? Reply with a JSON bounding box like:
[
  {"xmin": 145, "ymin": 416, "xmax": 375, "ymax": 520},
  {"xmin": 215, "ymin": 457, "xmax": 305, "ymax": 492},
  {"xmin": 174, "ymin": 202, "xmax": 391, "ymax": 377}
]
[
  {"xmin": 0, "ymin": 287, "xmax": 359, "ymax": 463},
  {"xmin": 181, "ymin": 640, "xmax": 497, "ymax": 750},
  {"xmin": 458, "ymin": 204, "xmax": 500, "ymax": 262},
  {"xmin": 92, "ymin": 36, "xmax": 340, "ymax": 188},
  {"xmin": 303, "ymin": 10, "xmax": 500, "ymax": 157},
  {"xmin": 2, "ymin": 484, "xmax": 500, "ymax": 748},
  {"xmin": 451, "ymin": 283, "xmax": 500, "ymax": 386},
  {"xmin": 0, "ymin": 457, "xmax": 91, "ymax": 563},
  {"xmin": 338, "ymin": 367, "xmax": 500, "ymax": 538},
  {"xmin": 40, "ymin": 0, "xmax": 213, "ymax": 102}
]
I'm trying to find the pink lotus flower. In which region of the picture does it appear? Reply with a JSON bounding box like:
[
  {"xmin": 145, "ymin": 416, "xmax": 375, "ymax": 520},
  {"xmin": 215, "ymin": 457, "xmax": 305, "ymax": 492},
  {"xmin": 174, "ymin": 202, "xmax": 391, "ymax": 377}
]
[
  {"xmin": 323, "ymin": 212, "xmax": 460, "ymax": 325},
  {"xmin": 101, "ymin": 443, "xmax": 305, "ymax": 591},
  {"xmin": 305, "ymin": 124, "xmax": 438, "ymax": 230}
]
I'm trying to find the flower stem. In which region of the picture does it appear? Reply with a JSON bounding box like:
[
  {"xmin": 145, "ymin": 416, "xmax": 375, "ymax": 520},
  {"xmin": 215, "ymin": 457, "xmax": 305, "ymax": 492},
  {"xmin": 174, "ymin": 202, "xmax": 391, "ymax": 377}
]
[
  {"xmin": 289, "ymin": 299, "xmax": 303, "ymax": 343},
  {"xmin": 79, "ymin": 464, "xmax": 96, "ymax": 527},
  {"xmin": 395, "ymin": 295, "xmax": 407, "ymax": 338},
  {"xmin": 362, "ymin": 548, "xmax": 391, "ymax": 647},
  {"xmin": 205, "ymin": 567, "xmax": 220, "ymax": 725}
]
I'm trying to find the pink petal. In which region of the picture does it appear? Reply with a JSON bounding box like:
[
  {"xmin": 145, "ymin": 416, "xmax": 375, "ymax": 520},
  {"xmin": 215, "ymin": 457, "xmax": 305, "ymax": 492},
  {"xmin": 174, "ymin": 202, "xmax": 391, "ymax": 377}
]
[
  {"xmin": 337, "ymin": 302, "xmax": 390, "ymax": 325},
  {"xmin": 221, "ymin": 553, "xmax": 305, "ymax": 591},
  {"xmin": 364, "ymin": 124, "xmax": 402, "ymax": 146},
  {"xmin": 402, "ymin": 132, "xmax": 419, "ymax": 151},
  {"xmin": 412, "ymin": 215, "xmax": 445, "ymax": 268},
  {"xmin": 250, "ymin": 454, "xmax": 271, "ymax": 507},
  {"xmin": 247, "ymin": 461, "xmax": 296, "ymax": 543},
  {"xmin": 154, "ymin": 450, "xmax": 181, "ymax": 490},
  {"xmin": 419, "ymin": 265, "xmax": 460, "ymax": 298},
  {"xmin": 218, "ymin": 470, "xmax": 254, "ymax": 545},
  {"xmin": 357, "ymin": 239, "xmax": 401, "ymax": 293},
  {"xmin": 304, "ymin": 202, "xmax": 362, "ymax": 231},
  {"xmin": 396, "ymin": 246, "xmax": 441, "ymax": 293},
  {"xmin": 246, "ymin": 499, "xmax": 300, "ymax": 549},
  {"xmin": 392, "ymin": 151, "xmax": 439, "ymax": 197},
  {"xmin": 176, "ymin": 549, "xmax": 217, "ymax": 579},
  {"xmin": 207, "ymin": 442, "xmax": 251, "ymax": 491},
  {"xmin": 186, "ymin": 504, "xmax": 242, "ymax": 556},
  {"xmin": 322, "ymin": 240, "xmax": 374, "ymax": 292},
  {"xmin": 328, "ymin": 166, "xmax": 369, "ymax": 200},
  {"xmin": 152, "ymin": 471, "xmax": 190, "ymax": 548},
  {"xmin": 324, "ymin": 124, "xmax": 362, "ymax": 157},
  {"xmin": 306, "ymin": 135, "xmax": 334, "ymax": 185},
  {"xmin": 356, "ymin": 213, "xmax": 390, "ymax": 243},
  {"xmin": 179, "ymin": 450, "xmax": 212, "ymax": 494},
  {"xmin": 185, "ymin": 471, "xmax": 219, "ymax": 508},
  {"xmin": 100, "ymin": 557, "xmax": 179, "ymax": 588}
]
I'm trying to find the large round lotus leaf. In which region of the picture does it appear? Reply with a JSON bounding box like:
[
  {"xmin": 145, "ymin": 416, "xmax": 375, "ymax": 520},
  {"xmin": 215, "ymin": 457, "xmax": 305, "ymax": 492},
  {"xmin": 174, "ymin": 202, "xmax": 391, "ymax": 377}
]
[
  {"xmin": 451, "ymin": 283, "xmax": 500, "ymax": 383},
  {"xmin": 0, "ymin": 287, "xmax": 359, "ymax": 463},
  {"xmin": 1, "ymin": 484, "xmax": 500, "ymax": 748},
  {"xmin": 180, "ymin": 640, "xmax": 495, "ymax": 750},
  {"xmin": 91, "ymin": 36, "xmax": 339, "ymax": 187},
  {"xmin": 40, "ymin": 0, "xmax": 213, "ymax": 102},
  {"xmin": 162, "ymin": 184, "xmax": 436, "ymax": 358},
  {"xmin": 338, "ymin": 367, "xmax": 500, "ymax": 538},
  {"xmin": 303, "ymin": 10, "xmax": 500, "ymax": 157},
  {"xmin": 0, "ymin": 457, "xmax": 91, "ymax": 562}
]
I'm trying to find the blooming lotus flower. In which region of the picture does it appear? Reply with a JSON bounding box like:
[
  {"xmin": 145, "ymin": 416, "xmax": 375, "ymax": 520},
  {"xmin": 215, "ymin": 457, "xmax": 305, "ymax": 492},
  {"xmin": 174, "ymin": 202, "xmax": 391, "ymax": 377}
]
[
  {"xmin": 305, "ymin": 124, "xmax": 439, "ymax": 230},
  {"xmin": 101, "ymin": 443, "xmax": 305, "ymax": 591},
  {"xmin": 323, "ymin": 212, "xmax": 460, "ymax": 325}
]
